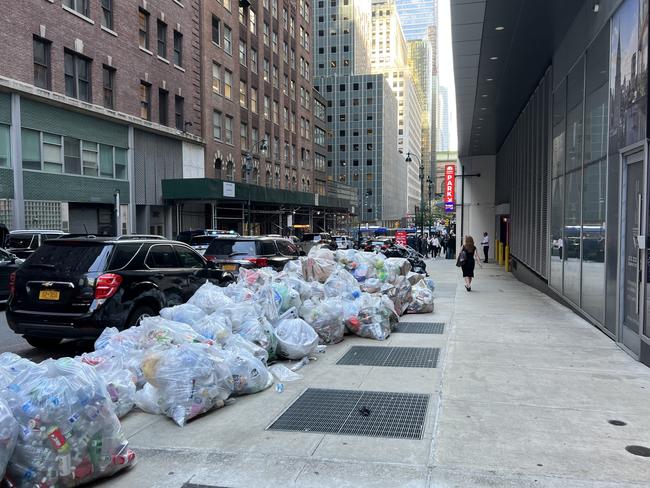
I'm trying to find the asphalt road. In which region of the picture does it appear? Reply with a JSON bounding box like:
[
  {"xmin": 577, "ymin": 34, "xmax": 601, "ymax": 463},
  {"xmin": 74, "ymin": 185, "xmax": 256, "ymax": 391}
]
[{"xmin": 0, "ymin": 306, "xmax": 93, "ymax": 362}]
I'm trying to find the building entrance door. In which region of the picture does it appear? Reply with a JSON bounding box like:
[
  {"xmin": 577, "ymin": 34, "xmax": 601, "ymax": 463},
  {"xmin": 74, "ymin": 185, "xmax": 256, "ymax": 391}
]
[{"xmin": 621, "ymin": 150, "xmax": 645, "ymax": 356}]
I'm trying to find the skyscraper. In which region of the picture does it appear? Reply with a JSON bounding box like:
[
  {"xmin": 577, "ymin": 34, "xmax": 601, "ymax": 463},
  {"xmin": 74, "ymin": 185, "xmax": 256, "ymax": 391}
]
[
  {"xmin": 438, "ymin": 85, "xmax": 450, "ymax": 152},
  {"xmin": 395, "ymin": 0, "xmax": 438, "ymax": 41},
  {"xmin": 313, "ymin": 0, "xmax": 406, "ymax": 223},
  {"xmin": 370, "ymin": 0, "xmax": 422, "ymax": 218}
]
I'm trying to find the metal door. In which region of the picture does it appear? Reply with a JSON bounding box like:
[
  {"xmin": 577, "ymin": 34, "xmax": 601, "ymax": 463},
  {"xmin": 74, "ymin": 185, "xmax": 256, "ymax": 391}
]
[{"xmin": 621, "ymin": 150, "xmax": 645, "ymax": 356}]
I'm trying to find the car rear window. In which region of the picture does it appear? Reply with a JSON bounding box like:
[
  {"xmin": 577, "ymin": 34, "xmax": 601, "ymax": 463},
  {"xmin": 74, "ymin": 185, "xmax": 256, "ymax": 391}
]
[
  {"xmin": 27, "ymin": 242, "xmax": 113, "ymax": 274},
  {"xmin": 206, "ymin": 239, "xmax": 257, "ymax": 257},
  {"xmin": 190, "ymin": 236, "xmax": 216, "ymax": 246},
  {"xmin": 7, "ymin": 234, "xmax": 35, "ymax": 249}
]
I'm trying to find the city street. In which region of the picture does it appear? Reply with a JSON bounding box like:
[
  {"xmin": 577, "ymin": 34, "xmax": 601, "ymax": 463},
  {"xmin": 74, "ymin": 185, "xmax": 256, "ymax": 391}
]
[{"xmin": 0, "ymin": 307, "xmax": 92, "ymax": 362}]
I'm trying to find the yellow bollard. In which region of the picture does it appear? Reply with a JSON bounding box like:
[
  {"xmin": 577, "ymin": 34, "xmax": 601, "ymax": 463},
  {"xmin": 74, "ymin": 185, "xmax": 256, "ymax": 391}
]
[
  {"xmin": 505, "ymin": 245, "xmax": 510, "ymax": 272},
  {"xmin": 497, "ymin": 241, "xmax": 502, "ymax": 266},
  {"xmin": 499, "ymin": 241, "xmax": 504, "ymax": 266}
]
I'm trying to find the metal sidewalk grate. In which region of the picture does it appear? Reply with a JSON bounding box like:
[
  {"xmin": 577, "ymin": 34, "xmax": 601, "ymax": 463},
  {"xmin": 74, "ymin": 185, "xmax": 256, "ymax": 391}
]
[
  {"xmin": 337, "ymin": 346, "xmax": 439, "ymax": 368},
  {"xmin": 394, "ymin": 322, "xmax": 445, "ymax": 334},
  {"xmin": 268, "ymin": 388, "xmax": 430, "ymax": 439}
]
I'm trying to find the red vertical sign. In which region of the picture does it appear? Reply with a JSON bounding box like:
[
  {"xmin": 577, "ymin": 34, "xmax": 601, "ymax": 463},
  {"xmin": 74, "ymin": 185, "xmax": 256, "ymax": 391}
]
[{"xmin": 444, "ymin": 164, "xmax": 456, "ymax": 212}]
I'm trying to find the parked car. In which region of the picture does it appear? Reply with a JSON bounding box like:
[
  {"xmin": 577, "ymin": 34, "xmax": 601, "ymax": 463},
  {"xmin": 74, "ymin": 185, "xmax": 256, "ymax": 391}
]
[
  {"xmin": 189, "ymin": 235, "xmax": 220, "ymax": 255},
  {"xmin": 332, "ymin": 235, "xmax": 351, "ymax": 250},
  {"xmin": 299, "ymin": 233, "xmax": 335, "ymax": 254},
  {"xmin": 175, "ymin": 229, "xmax": 239, "ymax": 244},
  {"xmin": 0, "ymin": 248, "xmax": 23, "ymax": 304},
  {"xmin": 5, "ymin": 230, "xmax": 67, "ymax": 258},
  {"xmin": 203, "ymin": 236, "xmax": 300, "ymax": 274},
  {"xmin": 6, "ymin": 237, "xmax": 234, "ymax": 349}
]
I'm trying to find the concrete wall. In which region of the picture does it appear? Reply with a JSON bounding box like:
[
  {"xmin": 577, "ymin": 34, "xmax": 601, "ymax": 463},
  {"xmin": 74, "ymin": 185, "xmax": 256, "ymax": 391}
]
[{"xmin": 457, "ymin": 155, "xmax": 496, "ymax": 258}]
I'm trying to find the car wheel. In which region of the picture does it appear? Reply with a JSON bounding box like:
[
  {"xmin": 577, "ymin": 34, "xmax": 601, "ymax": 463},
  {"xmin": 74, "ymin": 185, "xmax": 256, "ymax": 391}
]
[
  {"xmin": 126, "ymin": 305, "xmax": 156, "ymax": 328},
  {"xmin": 24, "ymin": 336, "xmax": 62, "ymax": 350}
]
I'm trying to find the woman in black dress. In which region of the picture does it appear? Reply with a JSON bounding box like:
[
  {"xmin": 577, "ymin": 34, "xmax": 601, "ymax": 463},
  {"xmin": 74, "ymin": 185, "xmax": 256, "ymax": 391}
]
[{"xmin": 458, "ymin": 235, "xmax": 481, "ymax": 291}]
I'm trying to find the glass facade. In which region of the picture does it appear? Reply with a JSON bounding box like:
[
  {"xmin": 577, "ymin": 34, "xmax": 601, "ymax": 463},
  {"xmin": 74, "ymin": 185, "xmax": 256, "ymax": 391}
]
[{"xmin": 546, "ymin": 0, "xmax": 648, "ymax": 331}]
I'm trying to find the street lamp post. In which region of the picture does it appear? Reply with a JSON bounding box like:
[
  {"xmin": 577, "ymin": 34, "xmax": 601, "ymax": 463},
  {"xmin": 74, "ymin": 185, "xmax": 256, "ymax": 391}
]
[
  {"xmin": 242, "ymin": 139, "xmax": 268, "ymax": 235},
  {"xmin": 405, "ymin": 152, "xmax": 424, "ymax": 240},
  {"xmin": 426, "ymin": 176, "xmax": 432, "ymax": 237}
]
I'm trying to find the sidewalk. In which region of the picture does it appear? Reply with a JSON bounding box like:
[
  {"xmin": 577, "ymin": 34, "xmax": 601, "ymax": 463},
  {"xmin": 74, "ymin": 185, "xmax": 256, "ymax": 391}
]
[{"xmin": 100, "ymin": 258, "xmax": 650, "ymax": 488}]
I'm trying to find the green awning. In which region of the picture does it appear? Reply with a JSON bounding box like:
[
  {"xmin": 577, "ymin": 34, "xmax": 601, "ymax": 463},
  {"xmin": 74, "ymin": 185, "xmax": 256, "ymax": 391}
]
[{"xmin": 162, "ymin": 178, "xmax": 354, "ymax": 210}]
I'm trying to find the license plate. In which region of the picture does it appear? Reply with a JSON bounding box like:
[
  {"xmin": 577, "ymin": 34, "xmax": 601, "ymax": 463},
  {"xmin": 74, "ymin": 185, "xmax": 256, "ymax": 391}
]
[
  {"xmin": 39, "ymin": 289, "xmax": 60, "ymax": 301},
  {"xmin": 223, "ymin": 264, "xmax": 237, "ymax": 271}
]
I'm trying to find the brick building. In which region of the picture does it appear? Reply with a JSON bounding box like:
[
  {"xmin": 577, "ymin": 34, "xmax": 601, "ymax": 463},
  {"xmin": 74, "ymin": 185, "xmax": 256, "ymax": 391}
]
[
  {"xmin": 0, "ymin": 0, "xmax": 204, "ymax": 236},
  {"xmin": 165, "ymin": 0, "xmax": 354, "ymax": 234}
]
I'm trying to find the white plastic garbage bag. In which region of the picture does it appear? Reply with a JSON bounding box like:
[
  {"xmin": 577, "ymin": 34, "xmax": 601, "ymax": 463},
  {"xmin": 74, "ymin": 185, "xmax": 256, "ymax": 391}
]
[
  {"xmin": 274, "ymin": 309, "xmax": 319, "ymax": 359},
  {"xmin": 406, "ymin": 281, "xmax": 434, "ymax": 314},
  {"xmin": 159, "ymin": 303, "xmax": 206, "ymax": 326},
  {"xmin": 222, "ymin": 347, "xmax": 273, "ymax": 396},
  {"xmin": 0, "ymin": 398, "xmax": 18, "ymax": 480},
  {"xmin": 190, "ymin": 313, "xmax": 233, "ymax": 344},
  {"xmin": 344, "ymin": 294, "xmax": 396, "ymax": 341},
  {"xmin": 3, "ymin": 357, "xmax": 136, "ymax": 487},
  {"xmin": 299, "ymin": 298, "xmax": 346, "ymax": 344},
  {"xmin": 76, "ymin": 350, "xmax": 137, "ymax": 418},
  {"xmin": 187, "ymin": 281, "xmax": 234, "ymax": 314},
  {"xmin": 136, "ymin": 343, "xmax": 234, "ymax": 427},
  {"xmin": 324, "ymin": 268, "xmax": 362, "ymax": 300}
]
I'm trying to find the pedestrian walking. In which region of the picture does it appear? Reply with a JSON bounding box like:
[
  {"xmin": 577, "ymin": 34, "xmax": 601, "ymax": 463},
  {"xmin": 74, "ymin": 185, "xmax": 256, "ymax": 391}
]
[
  {"xmin": 481, "ymin": 232, "xmax": 490, "ymax": 263},
  {"xmin": 447, "ymin": 233, "xmax": 456, "ymax": 259},
  {"xmin": 456, "ymin": 235, "xmax": 482, "ymax": 291},
  {"xmin": 431, "ymin": 234, "xmax": 441, "ymax": 258},
  {"xmin": 423, "ymin": 233, "xmax": 430, "ymax": 257}
]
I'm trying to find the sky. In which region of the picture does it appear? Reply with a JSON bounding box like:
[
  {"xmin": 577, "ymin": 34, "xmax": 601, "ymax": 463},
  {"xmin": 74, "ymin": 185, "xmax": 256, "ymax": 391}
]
[{"xmin": 437, "ymin": 0, "xmax": 458, "ymax": 151}]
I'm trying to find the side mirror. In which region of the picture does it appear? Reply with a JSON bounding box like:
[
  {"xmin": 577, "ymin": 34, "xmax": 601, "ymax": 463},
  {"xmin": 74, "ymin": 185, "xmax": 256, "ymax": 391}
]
[{"xmin": 206, "ymin": 260, "xmax": 217, "ymax": 269}]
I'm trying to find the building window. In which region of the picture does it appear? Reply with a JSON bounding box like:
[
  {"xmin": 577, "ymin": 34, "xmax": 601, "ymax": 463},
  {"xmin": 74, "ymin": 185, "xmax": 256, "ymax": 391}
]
[
  {"xmin": 101, "ymin": 0, "xmax": 113, "ymax": 29},
  {"xmin": 224, "ymin": 69, "xmax": 232, "ymax": 98},
  {"xmin": 139, "ymin": 8, "xmax": 150, "ymax": 50},
  {"xmin": 63, "ymin": 137, "xmax": 81, "ymax": 174},
  {"xmin": 213, "ymin": 110, "xmax": 222, "ymax": 140},
  {"xmin": 250, "ymin": 48, "xmax": 258, "ymax": 72},
  {"xmin": 63, "ymin": 0, "xmax": 89, "ymax": 17},
  {"xmin": 175, "ymin": 96, "xmax": 184, "ymax": 130},
  {"xmin": 239, "ymin": 40, "xmax": 247, "ymax": 66},
  {"xmin": 102, "ymin": 65, "xmax": 115, "ymax": 109},
  {"xmin": 240, "ymin": 122, "xmax": 248, "ymax": 150},
  {"xmin": 0, "ymin": 125, "xmax": 9, "ymax": 168},
  {"xmin": 173, "ymin": 31, "xmax": 183, "ymax": 66},
  {"xmin": 249, "ymin": 9, "xmax": 257, "ymax": 34},
  {"xmin": 42, "ymin": 133, "xmax": 63, "ymax": 173},
  {"xmin": 263, "ymin": 23, "xmax": 270, "ymax": 46},
  {"xmin": 250, "ymin": 86, "xmax": 258, "ymax": 113},
  {"xmin": 64, "ymin": 51, "xmax": 91, "ymax": 102},
  {"xmin": 212, "ymin": 62, "xmax": 221, "ymax": 94},
  {"xmin": 33, "ymin": 37, "xmax": 51, "ymax": 90},
  {"xmin": 157, "ymin": 20, "xmax": 167, "ymax": 58},
  {"xmin": 212, "ymin": 15, "xmax": 221, "ymax": 44},
  {"xmin": 239, "ymin": 80, "xmax": 247, "ymax": 108},
  {"xmin": 264, "ymin": 96, "xmax": 270, "ymax": 119},
  {"xmin": 224, "ymin": 115, "xmax": 233, "ymax": 144},
  {"xmin": 159, "ymin": 89, "xmax": 169, "ymax": 125},
  {"xmin": 273, "ymin": 100, "xmax": 279, "ymax": 124},
  {"xmin": 82, "ymin": 141, "xmax": 99, "ymax": 176},
  {"xmin": 140, "ymin": 81, "xmax": 151, "ymax": 120},
  {"xmin": 263, "ymin": 58, "xmax": 270, "ymax": 82},
  {"xmin": 223, "ymin": 26, "xmax": 232, "ymax": 54}
]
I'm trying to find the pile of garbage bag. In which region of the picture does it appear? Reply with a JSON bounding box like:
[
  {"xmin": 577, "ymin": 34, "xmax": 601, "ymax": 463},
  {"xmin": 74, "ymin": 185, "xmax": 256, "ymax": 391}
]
[
  {"xmin": 0, "ymin": 244, "xmax": 437, "ymax": 484},
  {"xmin": 2, "ymin": 357, "xmax": 135, "ymax": 487}
]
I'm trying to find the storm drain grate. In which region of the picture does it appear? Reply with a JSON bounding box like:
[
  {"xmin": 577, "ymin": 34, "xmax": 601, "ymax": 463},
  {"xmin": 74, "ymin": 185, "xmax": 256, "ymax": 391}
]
[
  {"xmin": 268, "ymin": 388, "xmax": 429, "ymax": 439},
  {"xmin": 394, "ymin": 322, "xmax": 445, "ymax": 334},
  {"xmin": 337, "ymin": 346, "xmax": 439, "ymax": 368}
]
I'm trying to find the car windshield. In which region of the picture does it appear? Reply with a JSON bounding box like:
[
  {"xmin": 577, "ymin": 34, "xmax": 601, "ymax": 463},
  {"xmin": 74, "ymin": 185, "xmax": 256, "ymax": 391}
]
[
  {"xmin": 27, "ymin": 242, "xmax": 113, "ymax": 274},
  {"xmin": 206, "ymin": 239, "xmax": 257, "ymax": 257},
  {"xmin": 190, "ymin": 236, "xmax": 216, "ymax": 246},
  {"xmin": 7, "ymin": 234, "xmax": 35, "ymax": 249}
]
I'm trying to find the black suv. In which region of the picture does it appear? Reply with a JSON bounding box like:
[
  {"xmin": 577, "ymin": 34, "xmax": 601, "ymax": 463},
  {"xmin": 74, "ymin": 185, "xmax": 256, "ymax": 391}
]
[
  {"xmin": 6, "ymin": 238, "xmax": 233, "ymax": 349},
  {"xmin": 203, "ymin": 236, "xmax": 300, "ymax": 274}
]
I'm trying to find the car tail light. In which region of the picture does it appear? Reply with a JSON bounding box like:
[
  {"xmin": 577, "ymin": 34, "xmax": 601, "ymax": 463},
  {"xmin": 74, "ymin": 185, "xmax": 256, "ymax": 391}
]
[
  {"xmin": 8, "ymin": 272, "xmax": 16, "ymax": 298},
  {"xmin": 204, "ymin": 255, "xmax": 217, "ymax": 262},
  {"xmin": 246, "ymin": 257, "xmax": 268, "ymax": 267},
  {"xmin": 95, "ymin": 273, "xmax": 123, "ymax": 300}
]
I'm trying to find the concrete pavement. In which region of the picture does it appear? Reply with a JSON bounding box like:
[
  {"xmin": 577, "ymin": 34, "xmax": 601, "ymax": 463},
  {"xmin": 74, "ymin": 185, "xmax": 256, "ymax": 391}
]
[{"xmin": 95, "ymin": 258, "xmax": 650, "ymax": 487}]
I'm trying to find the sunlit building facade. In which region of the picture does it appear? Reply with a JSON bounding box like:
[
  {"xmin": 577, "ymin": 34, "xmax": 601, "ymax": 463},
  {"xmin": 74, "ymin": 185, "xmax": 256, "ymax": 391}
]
[{"xmin": 370, "ymin": 0, "xmax": 421, "ymax": 217}]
